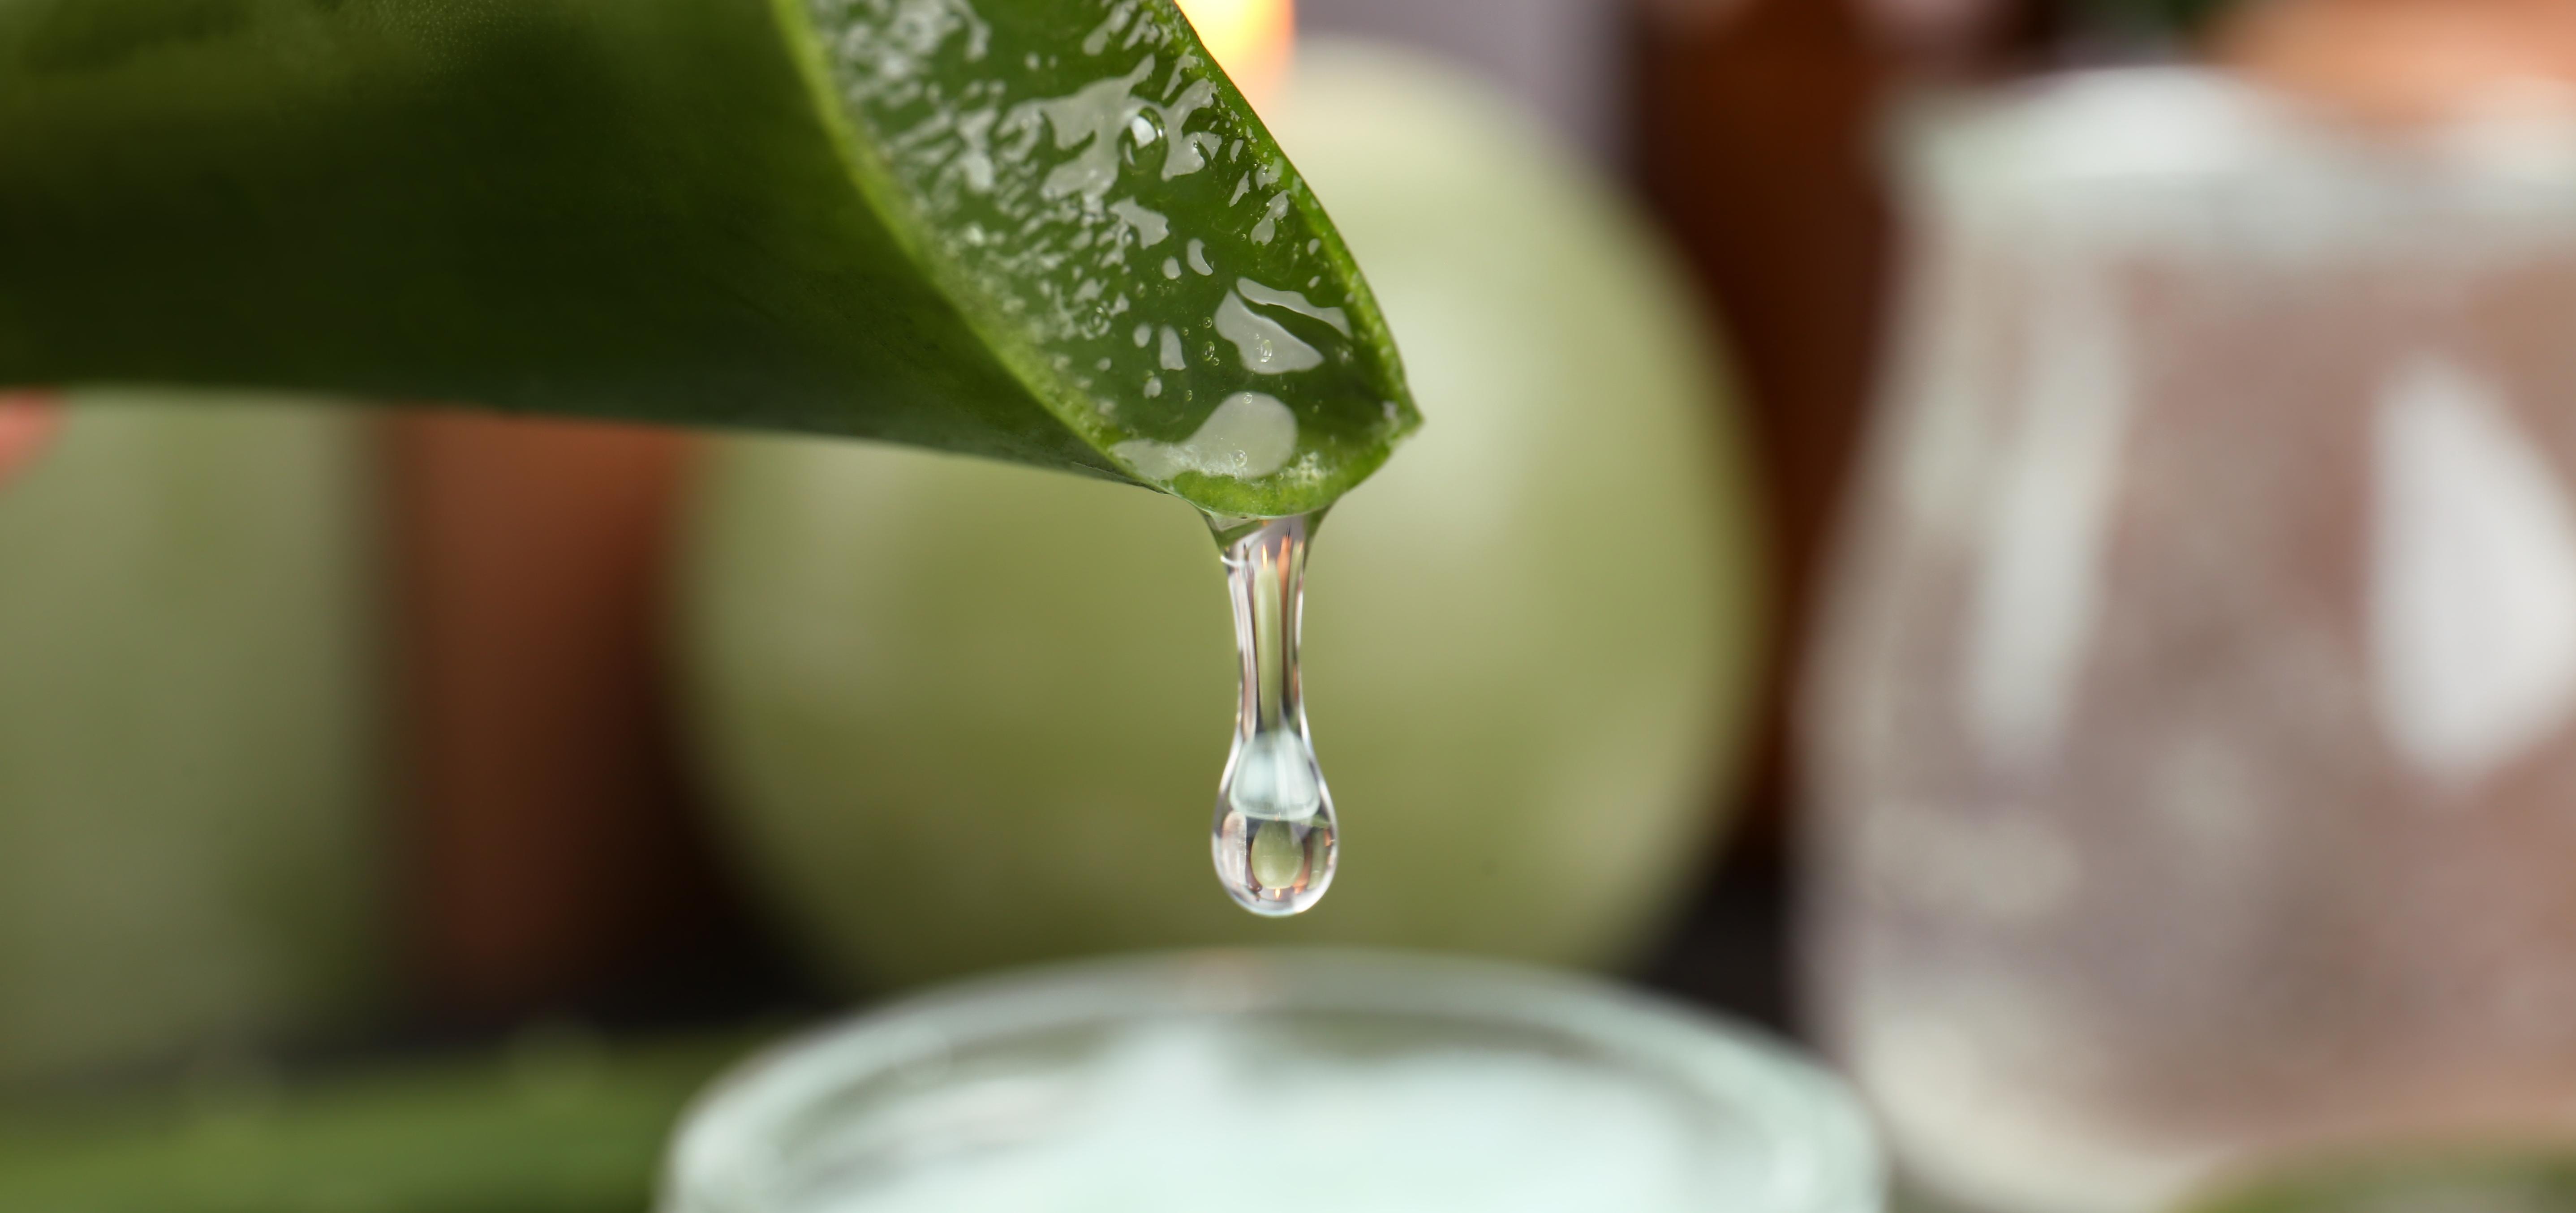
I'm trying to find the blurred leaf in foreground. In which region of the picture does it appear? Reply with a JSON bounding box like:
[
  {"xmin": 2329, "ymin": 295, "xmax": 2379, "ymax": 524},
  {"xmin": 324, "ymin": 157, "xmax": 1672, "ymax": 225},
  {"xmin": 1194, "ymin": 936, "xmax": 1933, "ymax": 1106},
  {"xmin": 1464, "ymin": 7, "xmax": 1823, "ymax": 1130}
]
[
  {"xmin": 0, "ymin": 1030, "xmax": 764, "ymax": 1213},
  {"xmin": 2182, "ymin": 1147, "xmax": 2576, "ymax": 1213}
]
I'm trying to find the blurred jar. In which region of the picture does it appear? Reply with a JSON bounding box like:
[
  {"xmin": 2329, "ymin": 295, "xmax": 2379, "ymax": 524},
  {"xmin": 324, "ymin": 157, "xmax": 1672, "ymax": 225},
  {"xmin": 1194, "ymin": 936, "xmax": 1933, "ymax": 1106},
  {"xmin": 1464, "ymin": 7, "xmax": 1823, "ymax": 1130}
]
[{"xmin": 1804, "ymin": 69, "xmax": 2576, "ymax": 1213}]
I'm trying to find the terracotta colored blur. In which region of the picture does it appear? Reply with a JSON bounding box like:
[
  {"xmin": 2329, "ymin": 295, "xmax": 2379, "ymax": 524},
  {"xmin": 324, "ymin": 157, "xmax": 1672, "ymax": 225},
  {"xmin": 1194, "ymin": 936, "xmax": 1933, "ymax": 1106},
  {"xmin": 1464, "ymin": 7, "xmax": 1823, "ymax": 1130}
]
[
  {"xmin": 385, "ymin": 413, "xmax": 741, "ymax": 1021},
  {"xmin": 0, "ymin": 394, "xmax": 58, "ymax": 485},
  {"xmin": 2223, "ymin": 0, "xmax": 2576, "ymax": 124},
  {"xmin": 1630, "ymin": 0, "xmax": 2047, "ymax": 830},
  {"xmin": 1632, "ymin": 0, "xmax": 1893, "ymax": 828}
]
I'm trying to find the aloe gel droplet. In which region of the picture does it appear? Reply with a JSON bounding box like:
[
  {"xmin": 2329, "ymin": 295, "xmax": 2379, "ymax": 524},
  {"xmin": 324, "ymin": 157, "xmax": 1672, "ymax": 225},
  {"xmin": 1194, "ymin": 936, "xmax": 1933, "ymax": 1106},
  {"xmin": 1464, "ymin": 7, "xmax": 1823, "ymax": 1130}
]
[{"xmin": 1207, "ymin": 511, "xmax": 1337, "ymax": 916}]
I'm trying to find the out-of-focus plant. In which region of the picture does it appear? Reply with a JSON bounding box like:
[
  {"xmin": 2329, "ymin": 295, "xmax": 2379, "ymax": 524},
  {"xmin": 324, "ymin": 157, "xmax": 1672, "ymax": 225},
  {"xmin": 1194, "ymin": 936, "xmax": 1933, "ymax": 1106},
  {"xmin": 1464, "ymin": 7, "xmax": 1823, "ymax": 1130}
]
[
  {"xmin": 0, "ymin": 1031, "xmax": 758, "ymax": 1213},
  {"xmin": 2179, "ymin": 1148, "xmax": 2576, "ymax": 1213},
  {"xmin": 2088, "ymin": 0, "xmax": 2238, "ymax": 37}
]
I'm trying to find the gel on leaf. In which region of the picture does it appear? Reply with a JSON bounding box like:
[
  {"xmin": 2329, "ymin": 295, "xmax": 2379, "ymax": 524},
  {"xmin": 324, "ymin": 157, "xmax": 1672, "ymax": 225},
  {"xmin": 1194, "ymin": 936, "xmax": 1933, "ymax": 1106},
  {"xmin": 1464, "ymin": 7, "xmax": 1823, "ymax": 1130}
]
[{"xmin": 0, "ymin": 0, "xmax": 1417, "ymax": 516}]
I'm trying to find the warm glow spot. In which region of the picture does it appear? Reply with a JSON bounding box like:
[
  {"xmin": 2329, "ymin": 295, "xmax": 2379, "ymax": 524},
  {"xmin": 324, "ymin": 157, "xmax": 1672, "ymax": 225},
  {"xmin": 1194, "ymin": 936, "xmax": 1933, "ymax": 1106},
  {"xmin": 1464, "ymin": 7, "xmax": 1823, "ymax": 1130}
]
[
  {"xmin": 0, "ymin": 392, "xmax": 57, "ymax": 485},
  {"xmin": 2223, "ymin": 0, "xmax": 2576, "ymax": 125},
  {"xmin": 1176, "ymin": 0, "xmax": 1295, "ymax": 113}
]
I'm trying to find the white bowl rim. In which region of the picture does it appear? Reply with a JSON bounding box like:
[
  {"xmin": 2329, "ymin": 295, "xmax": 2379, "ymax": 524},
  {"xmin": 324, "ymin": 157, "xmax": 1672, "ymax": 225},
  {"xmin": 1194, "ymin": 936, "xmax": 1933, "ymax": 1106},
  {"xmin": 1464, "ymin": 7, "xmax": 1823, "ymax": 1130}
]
[{"xmin": 659, "ymin": 947, "xmax": 1884, "ymax": 1213}]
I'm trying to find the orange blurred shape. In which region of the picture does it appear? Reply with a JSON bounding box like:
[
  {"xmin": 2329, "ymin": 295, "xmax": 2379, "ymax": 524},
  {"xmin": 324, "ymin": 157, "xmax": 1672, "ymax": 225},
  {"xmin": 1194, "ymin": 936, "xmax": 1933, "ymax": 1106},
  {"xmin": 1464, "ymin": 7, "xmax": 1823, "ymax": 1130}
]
[
  {"xmin": 0, "ymin": 393, "xmax": 57, "ymax": 484},
  {"xmin": 2226, "ymin": 0, "xmax": 2576, "ymax": 124},
  {"xmin": 1176, "ymin": 0, "xmax": 1294, "ymax": 111},
  {"xmin": 386, "ymin": 412, "xmax": 734, "ymax": 1020}
]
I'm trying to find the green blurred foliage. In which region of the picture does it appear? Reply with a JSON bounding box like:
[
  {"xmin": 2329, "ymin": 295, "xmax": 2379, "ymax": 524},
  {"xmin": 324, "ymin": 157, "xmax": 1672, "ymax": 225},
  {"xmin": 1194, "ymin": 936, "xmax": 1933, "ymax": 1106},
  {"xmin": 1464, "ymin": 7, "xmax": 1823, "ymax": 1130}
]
[
  {"xmin": 2082, "ymin": 0, "xmax": 2239, "ymax": 38},
  {"xmin": 2181, "ymin": 1147, "xmax": 2576, "ymax": 1213},
  {"xmin": 0, "ymin": 1032, "xmax": 762, "ymax": 1213}
]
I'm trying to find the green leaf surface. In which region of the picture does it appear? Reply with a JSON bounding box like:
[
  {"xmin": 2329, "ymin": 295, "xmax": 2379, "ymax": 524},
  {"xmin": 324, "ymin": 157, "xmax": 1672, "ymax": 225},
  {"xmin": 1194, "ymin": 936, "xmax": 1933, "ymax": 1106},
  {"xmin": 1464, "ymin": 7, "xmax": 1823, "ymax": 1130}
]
[{"xmin": 0, "ymin": 0, "xmax": 1417, "ymax": 515}]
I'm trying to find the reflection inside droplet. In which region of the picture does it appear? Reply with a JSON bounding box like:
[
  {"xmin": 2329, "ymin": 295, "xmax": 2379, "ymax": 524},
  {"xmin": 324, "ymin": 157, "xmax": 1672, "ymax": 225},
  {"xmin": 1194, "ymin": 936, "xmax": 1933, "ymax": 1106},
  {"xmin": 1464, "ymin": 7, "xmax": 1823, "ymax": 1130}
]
[{"xmin": 1205, "ymin": 510, "xmax": 1337, "ymax": 916}]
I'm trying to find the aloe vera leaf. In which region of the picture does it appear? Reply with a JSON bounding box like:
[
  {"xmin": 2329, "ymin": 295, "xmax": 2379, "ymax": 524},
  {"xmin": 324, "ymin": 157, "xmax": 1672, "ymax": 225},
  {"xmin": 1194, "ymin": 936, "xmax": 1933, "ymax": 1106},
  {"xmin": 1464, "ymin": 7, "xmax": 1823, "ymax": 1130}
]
[{"xmin": 0, "ymin": 0, "xmax": 1417, "ymax": 516}]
